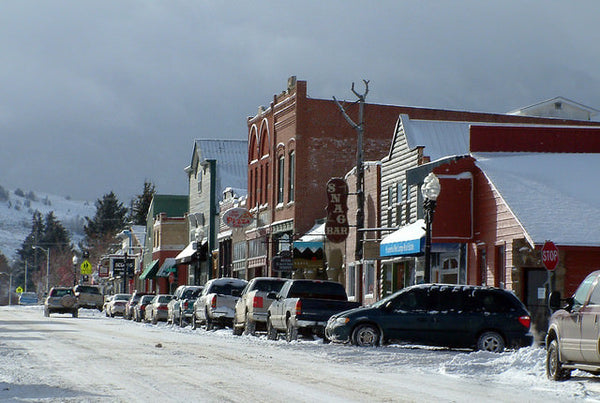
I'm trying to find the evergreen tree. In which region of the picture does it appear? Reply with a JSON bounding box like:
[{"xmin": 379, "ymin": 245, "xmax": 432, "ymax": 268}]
[
  {"xmin": 130, "ymin": 181, "xmax": 155, "ymax": 225},
  {"xmin": 42, "ymin": 212, "xmax": 72, "ymax": 253},
  {"xmin": 17, "ymin": 211, "xmax": 45, "ymax": 264},
  {"xmin": 84, "ymin": 191, "xmax": 128, "ymax": 243}
]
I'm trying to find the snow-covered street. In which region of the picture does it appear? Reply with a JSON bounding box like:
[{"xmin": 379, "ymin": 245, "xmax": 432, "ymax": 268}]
[{"xmin": 1, "ymin": 306, "xmax": 599, "ymax": 402}]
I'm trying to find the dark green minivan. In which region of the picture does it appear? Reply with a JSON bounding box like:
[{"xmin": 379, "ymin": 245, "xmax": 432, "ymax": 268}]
[{"xmin": 325, "ymin": 284, "xmax": 533, "ymax": 352}]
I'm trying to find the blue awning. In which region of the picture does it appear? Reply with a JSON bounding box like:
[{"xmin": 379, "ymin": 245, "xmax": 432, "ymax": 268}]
[{"xmin": 380, "ymin": 220, "xmax": 426, "ymax": 257}]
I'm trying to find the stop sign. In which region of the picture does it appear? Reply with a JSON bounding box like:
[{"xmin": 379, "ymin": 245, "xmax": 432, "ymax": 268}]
[{"xmin": 542, "ymin": 241, "xmax": 559, "ymax": 271}]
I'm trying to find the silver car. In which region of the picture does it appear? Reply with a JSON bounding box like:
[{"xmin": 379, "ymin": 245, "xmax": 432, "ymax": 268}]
[
  {"xmin": 145, "ymin": 294, "xmax": 174, "ymax": 324},
  {"xmin": 44, "ymin": 287, "xmax": 78, "ymax": 318}
]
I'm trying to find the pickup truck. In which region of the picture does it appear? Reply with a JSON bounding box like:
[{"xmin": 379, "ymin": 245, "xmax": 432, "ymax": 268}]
[
  {"xmin": 191, "ymin": 278, "xmax": 247, "ymax": 330},
  {"xmin": 232, "ymin": 277, "xmax": 287, "ymax": 336},
  {"xmin": 266, "ymin": 279, "xmax": 361, "ymax": 342}
]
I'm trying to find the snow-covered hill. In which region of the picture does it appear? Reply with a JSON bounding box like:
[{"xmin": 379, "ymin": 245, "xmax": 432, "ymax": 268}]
[{"xmin": 0, "ymin": 187, "xmax": 95, "ymax": 260}]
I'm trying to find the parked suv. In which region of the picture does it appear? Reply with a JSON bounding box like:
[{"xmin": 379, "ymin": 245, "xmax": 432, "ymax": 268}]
[
  {"xmin": 73, "ymin": 285, "xmax": 103, "ymax": 311},
  {"xmin": 325, "ymin": 284, "xmax": 533, "ymax": 352},
  {"xmin": 546, "ymin": 270, "xmax": 600, "ymax": 380},
  {"xmin": 44, "ymin": 287, "xmax": 79, "ymax": 318}
]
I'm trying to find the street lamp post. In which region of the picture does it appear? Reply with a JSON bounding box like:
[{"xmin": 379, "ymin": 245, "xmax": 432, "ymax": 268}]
[
  {"xmin": 421, "ymin": 173, "xmax": 441, "ymax": 284},
  {"xmin": 72, "ymin": 254, "xmax": 79, "ymax": 286},
  {"xmin": 32, "ymin": 246, "xmax": 50, "ymax": 295}
]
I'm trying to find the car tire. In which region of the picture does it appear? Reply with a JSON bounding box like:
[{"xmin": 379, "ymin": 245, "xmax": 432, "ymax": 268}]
[
  {"xmin": 351, "ymin": 323, "xmax": 380, "ymax": 347},
  {"xmin": 244, "ymin": 316, "xmax": 256, "ymax": 336},
  {"xmin": 286, "ymin": 320, "xmax": 298, "ymax": 342},
  {"xmin": 547, "ymin": 339, "xmax": 572, "ymax": 381},
  {"xmin": 266, "ymin": 317, "xmax": 278, "ymax": 341},
  {"xmin": 477, "ymin": 331, "xmax": 505, "ymax": 353},
  {"xmin": 205, "ymin": 309, "xmax": 214, "ymax": 331}
]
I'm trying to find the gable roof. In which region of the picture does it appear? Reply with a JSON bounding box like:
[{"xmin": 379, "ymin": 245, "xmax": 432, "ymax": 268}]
[
  {"xmin": 190, "ymin": 139, "xmax": 248, "ymax": 198},
  {"xmin": 509, "ymin": 96, "xmax": 600, "ymax": 117},
  {"xmin": 474, "ymin": 152, "xmax": 600, "ymax": 247}
]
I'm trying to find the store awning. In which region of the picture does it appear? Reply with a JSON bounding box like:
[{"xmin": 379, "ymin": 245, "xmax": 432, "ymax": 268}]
[
  {"xmin": 294, "ymin": 222, "xmax": 325, "ymax": 253},
  {"xmin": 380, "ymin": 219, "xmax": 426, "ymax": 257},
  {"xmin": 175, "ymin": 240, "xmax": 205, "ymax": 264},
  {"xmin": 139, "ymin": 259, "xmax": 159, "ymax": 280},
  {"xmin": 156, "ymin": 258, "xmax": 177, "ymax": 277}
]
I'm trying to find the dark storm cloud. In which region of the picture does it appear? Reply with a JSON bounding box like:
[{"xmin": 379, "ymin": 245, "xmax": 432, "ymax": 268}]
[{"xmin": 1, "ymin": 1, "xmax": 599, "ymax": 202}]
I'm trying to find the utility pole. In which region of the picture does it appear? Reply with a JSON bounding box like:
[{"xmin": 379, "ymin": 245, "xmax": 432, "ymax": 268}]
[{"xmin": 333, "ymin": 80, "xmax": 369, "ymax": 261}]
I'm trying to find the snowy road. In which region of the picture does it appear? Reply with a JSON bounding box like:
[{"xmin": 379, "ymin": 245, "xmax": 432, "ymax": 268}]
[{"xmin": 1, "ymin": 305, "xmax": 599, "ymax": 402}]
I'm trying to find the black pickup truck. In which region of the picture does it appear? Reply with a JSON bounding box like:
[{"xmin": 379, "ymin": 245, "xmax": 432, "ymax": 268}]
[{"xmin": 266, "ymin": 279, "xmax": 361, "ymax": 342}]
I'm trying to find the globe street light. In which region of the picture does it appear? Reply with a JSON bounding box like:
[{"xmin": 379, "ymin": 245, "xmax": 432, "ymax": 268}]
[
  {"xmin": 421, "ymin": 173, "xmax": 441, "ymax": 283},
  {"xmin": 32, "ymin": 246, "xmax": 50, "ymax": 295}
]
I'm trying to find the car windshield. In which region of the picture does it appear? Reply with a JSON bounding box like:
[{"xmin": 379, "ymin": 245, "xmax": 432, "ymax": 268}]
[
  {"xmin": 253, "ymin": 280, "xmax": 285, "ymax": 293},
  {"xmin": 158, "ymin": 295, "xmax": 173, "ymax": 303},
  {"xmin": 287, "ymin": 281, "xmax": 347, "ymax": 300},
  {"xmin": 140, "ymin": 296, "xmax": 154, "ymax": 304},
  {"xmin": 75, "ymin": 286, "xmax": 100, "ymax": 294},
  {"xmin": 114, "ymin": 294, "xmax": 130, "ymax": 301},
  {"xmin": 182, "ymin": 288, "xmax": 201, "ymax": 299},
  {"xmin": 210, "ymin": 283, "xmax": 246, "ymax": 296},
  {"xmin": 51, "ymin": 289, "xmax": 73, "ymax": 297}
]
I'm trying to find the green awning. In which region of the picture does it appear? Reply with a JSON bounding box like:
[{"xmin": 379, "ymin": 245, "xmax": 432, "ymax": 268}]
[
  {"xmin": 156, "ymin": 258, "xmax": 177, "ymax": 277},
  {"xmin": 140, "ymin": 259, "xmax": 159, "ymax": 280}
]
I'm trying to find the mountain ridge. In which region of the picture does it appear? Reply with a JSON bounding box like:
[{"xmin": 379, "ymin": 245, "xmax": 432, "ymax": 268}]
[{"xmin": 0, "ymin": 186, "xmax": 95, "ymax": 260}]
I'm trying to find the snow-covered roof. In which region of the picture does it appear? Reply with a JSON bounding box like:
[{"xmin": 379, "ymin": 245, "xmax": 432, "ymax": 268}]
[
  {"xmin": 473, "ymin": 152, "xmax": 600, "ymax": 247},
  {"xmin": 192, "ymin": 139, "xmax": 248, "ymax": 199},
  {"xmin": 508, "ymin": 96, "xmax": 600, "ymax": 116},
  {"xmin": 402, "ymin": 116, "xmax": 471, "ymax": 161}
]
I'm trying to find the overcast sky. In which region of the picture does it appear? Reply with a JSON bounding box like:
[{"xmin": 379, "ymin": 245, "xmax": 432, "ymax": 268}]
[{"xmin": 1, "ymin": 1, "xmax": 599, "ymax": 203}]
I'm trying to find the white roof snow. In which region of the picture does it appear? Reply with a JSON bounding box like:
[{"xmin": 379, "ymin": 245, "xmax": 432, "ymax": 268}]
[{"xmin": 473, "ymin": 152, "xmax": 600, "ymax": 247}]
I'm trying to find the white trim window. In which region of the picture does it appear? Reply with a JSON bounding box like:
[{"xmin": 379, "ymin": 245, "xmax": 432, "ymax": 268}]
[{"xmin": 364, "ymin": 261, "xmax": 375, "ymax": 298}]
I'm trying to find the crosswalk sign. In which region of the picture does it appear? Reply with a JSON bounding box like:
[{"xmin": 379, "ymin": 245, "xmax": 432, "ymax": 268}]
[{"xmin": 80, "ymin": 260, "xmax": 93, "ymax": 275}]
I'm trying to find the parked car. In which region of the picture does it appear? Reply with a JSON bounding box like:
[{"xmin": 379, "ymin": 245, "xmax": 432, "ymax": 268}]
[
  {"xmin": 192, "ymin": 278, "xmax": 247, "ymax": 330},
  {"xmin": 167, "ymin": 285, "xmax": 203, "ymax": 326},
  {"xmin": 73, "ymin": 285, "xmax": 103, "ymax": 311},
  {"xmin": 103, "ymin": 295, "xmax": 114, "ymax": 314},
  {"xmin": 19, "ymin": 292, "xmax": 39, "ymax": 305},
  {"xmin": 44, "ymin": 287, "xmax": 78, "ymax": 317},
  {"xmin": 267, "ymin": 279, "xmax": 361, "ymax": 342},
  {"xmin": 325, "ymin": 284, "xmax": 533, "ymax": 352},
  {"xmin": 124, "ymin": 291, "xmax": 153, "ymax": 320},
  {"xmin": 105, "ymin": 293, "xmax": 131, "ymax": 317},
  {"xmin": 233, "ymin": 277, "xmax": 286, "ymax": 336},
  {"xmin": 546, "ymin": 270, "xmax": 600, "ymax": 380},
  {"xmin": 145, "ymin": 294, "xmax": 174, "ymax": 324},
  {"xmin": 133, "ymin": 295, "xmax": 155, "ymax": 322}
]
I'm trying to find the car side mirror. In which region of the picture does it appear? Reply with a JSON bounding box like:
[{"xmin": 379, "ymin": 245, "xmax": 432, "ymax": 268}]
[{"xmin": 548, "ymin": 291, "xmax": 562, "ymax": 312}]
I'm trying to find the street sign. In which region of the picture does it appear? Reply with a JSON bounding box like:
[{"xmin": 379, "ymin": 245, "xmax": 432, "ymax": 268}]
[
  {"xmin": 80, "ymin": 260, "xmax": 93, "ymax": 275},
  {"xmin": 542, "ymin": 241, "xmax": 559, "ymax": 271}
]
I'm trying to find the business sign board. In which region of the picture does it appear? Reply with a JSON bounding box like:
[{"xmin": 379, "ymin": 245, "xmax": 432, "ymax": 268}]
[
  {"xmin": 325, "ymin": 178, "xmax": 349, "ymax": 243},
  {"xmin": 111, "ymin": 258, "xmax": 136, "ymax": 277},
  {"xmin": 222, "ymin": 207, "xmax": 254, "ymax": 228}
]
